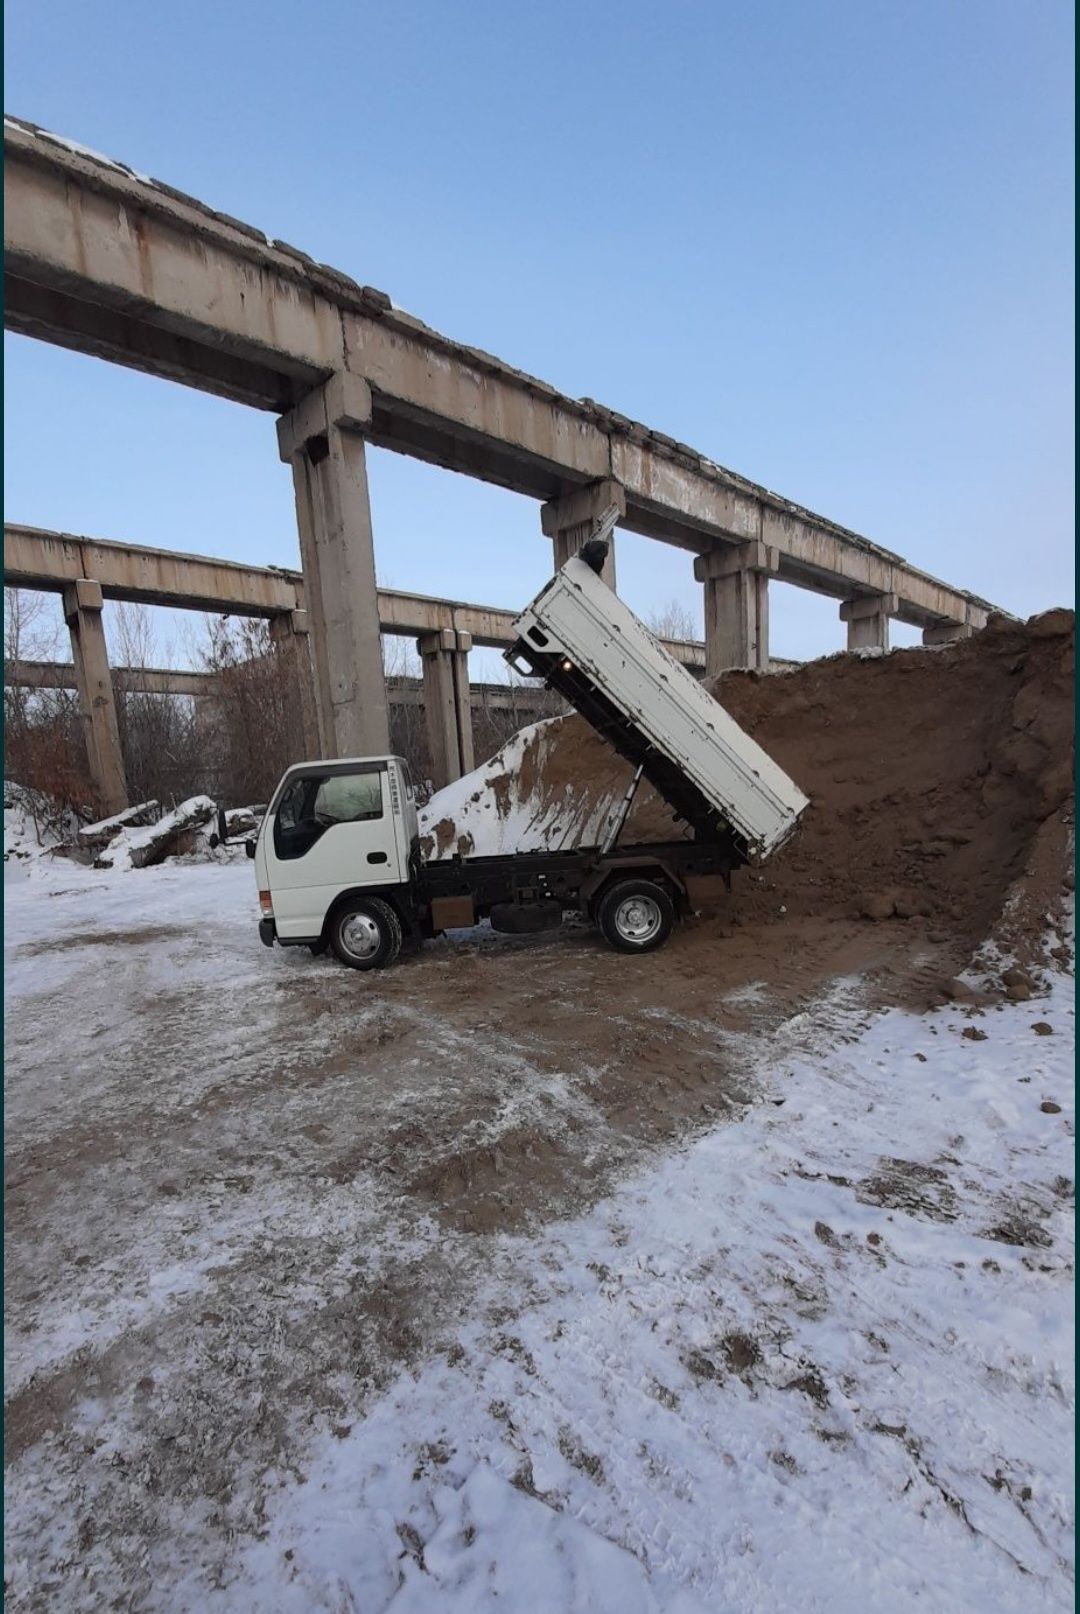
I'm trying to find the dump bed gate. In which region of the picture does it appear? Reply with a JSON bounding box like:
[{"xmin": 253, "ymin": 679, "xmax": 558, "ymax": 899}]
[{"xmin": 508, "ymin": 553, "xmax": 809, "ymax": 860}]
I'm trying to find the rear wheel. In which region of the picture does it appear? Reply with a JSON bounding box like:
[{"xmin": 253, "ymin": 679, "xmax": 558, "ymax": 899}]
[
  {"xmin": 329, "ymin": 897, "xmax": 403, "ymax": 971},
  {"xmin": 595, "ymin": 878, "xmax": 675, "ymax": 955}
]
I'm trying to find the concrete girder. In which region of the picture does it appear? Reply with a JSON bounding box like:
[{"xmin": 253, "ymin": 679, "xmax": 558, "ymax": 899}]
[
  {"xmin": 4, "ymin": 524, "xmax": 708, "ymax": 671},
  {"xmin": 3, "ymin": 119, "xmax": 1000, "ymax": 639},
  {"xmin": 7, "ymin": 657, "xmax": 557, "ymax": 720}
]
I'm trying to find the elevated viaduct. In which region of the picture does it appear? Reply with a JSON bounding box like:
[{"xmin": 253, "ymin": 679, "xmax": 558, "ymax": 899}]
[
  {"xmin": 4, "ymin": 523, "xmax": 704, "ymax": 804},
  {"xmin": 4, "ymin": 116, "xmax": 998, "ymax": 812}
]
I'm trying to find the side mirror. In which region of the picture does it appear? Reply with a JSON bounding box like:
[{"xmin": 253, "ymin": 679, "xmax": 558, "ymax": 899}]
[{"xmin": 245, "ymin": 838, "xmax": 257, "ymax": 860}]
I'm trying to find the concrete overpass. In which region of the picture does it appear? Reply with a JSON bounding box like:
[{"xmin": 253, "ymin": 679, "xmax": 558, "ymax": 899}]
[
  {"xmin": 6, "ymin": 658, "xmax": 559, "ymax": 720},
  {"xmin": 4, "ymin": 523, "xmax": 704, "ymax": 804},
  {"xmin": 4, "ymin": 115, "xmax": 998, "ymax": 809},
  {"xmin": 3, "ymin": 524, "xmax": 705, "ymax": 665}
]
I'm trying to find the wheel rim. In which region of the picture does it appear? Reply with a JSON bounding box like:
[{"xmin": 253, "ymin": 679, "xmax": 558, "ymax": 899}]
[
  {"xmin": 340, "ymin": 912, "xmax": 382, "ymax": 961},
  {"xmin": 612, "ymin": 895, "xmax": 662, "ymax": 945}
]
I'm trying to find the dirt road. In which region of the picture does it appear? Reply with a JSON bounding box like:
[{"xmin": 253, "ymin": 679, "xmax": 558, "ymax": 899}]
[{"xmin": 5, "ymin": 850, "xmax": 1074, "ymax": 1610}]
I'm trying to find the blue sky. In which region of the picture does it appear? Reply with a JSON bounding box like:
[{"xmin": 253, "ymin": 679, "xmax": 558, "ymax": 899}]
[{"xmin": 3, "ymin": 0, "xmax": 1074, "ymax": 670}]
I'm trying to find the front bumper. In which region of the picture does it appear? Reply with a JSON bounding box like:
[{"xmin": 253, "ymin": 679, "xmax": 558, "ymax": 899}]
[{"xmin": 258, "ymin": 918, "xmax": 276, "ymax": 948}]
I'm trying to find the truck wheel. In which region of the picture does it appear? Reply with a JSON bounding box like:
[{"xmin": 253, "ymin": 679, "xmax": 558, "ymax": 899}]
[
  {"xmin": 596, "ymin": 879, "xmax": 674, "ymax": 955},
  {"xmin": 330, "ymin": 898, "xmax": 402, "ymax": 970}
]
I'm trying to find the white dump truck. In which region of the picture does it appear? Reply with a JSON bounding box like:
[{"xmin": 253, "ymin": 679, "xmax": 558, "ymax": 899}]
[{"xmin": 250, "ymin": 539, "xmax": 808, "ymax": 969}]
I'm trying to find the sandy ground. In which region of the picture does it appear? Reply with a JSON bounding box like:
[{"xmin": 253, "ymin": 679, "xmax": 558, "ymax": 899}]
[{"xmin": 4, "ymin": 854, "xmax": 1075, "ymax": 1612}]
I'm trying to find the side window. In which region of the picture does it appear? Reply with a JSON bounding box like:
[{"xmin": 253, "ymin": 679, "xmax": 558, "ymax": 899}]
[
  {"xmin": 276, "ymin": 776, "xmax": 312, "ymax": 834},
  {"xmin": 272, "ymin": 769, "xmax": 383, "ymax": 861}
]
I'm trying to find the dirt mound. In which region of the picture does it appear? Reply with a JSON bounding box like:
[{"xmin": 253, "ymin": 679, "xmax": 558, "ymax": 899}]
[{"xmin": 422, "ymin": 609, "xmax": 1074, "ymax": 962}]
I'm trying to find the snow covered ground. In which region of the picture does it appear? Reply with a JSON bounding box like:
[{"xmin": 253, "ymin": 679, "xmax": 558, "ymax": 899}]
[{"xmin": 4, "ymin": 855, "xmax": 1075, "ymax": 1612}]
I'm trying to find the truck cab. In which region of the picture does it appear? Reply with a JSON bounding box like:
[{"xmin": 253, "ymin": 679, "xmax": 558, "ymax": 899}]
[{"xmin": 253, "ymin": 755, "xmax": 419, "ymax": 964}]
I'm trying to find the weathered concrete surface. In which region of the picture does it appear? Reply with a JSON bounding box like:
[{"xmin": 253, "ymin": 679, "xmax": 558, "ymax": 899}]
[
  {"xmin": 278, "ymin": 375, "xmax": 389, "ymax": 758},
  {"xmin": 4, "ymin": 117, "xmax": 999, "ymax": 634},
  {"xmin": 841, "ymin": 592, "xmax": 898, "ymax": 652},
  {"xmin": 417, "ymin": 628, "xmax": 474, "ymax": 788},
  {"xmin": 268, "ymin": 609, "xmax": 320, "ymax": 757},
  {"xmin": 3, "ymin": 524, "xmax": 708, "ymax": 670},
  {"xmin": 62, "ymin": 579, "xmax": 128, "ymax": 814},
  {"xmin": 540, "ymin": 478, "xmax": 622, "ymax": 588},
  {"xmin": 695, "ymin": 542, "xmax": 778, "ymax": 674},
  {"xmin": 6, "ymin": 659, "xmax": 558, "ymax": 718}
]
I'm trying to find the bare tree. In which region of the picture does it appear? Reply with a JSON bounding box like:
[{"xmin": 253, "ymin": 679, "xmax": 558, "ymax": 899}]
[
  {"xmin": 647, "ymin": 598, "xmax": 700, "ymax": 643},
  {"xmin": 111, "ymin": 602, "xmax": 203, "ymax": 809},
  {"xmin": 3, "ymin": 588, "xmax": 91, "ymax": 813},
  {"xmin": 195, "ymin": 615, "xmax": 307, "ymax": 806}
]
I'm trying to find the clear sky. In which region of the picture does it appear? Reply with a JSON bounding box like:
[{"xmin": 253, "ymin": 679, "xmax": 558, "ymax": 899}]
[{"xmin": 3, "ymin": 0, "xmax": 1074, "ymax": 671}]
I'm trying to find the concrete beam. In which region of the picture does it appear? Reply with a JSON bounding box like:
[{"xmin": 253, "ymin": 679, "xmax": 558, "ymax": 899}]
[
  {"xmin": 4, "ymin": 118, "xmax": 1000, "ymax": 635},
  {"xmin": 4, "ymin": 523, "xmax": 300, "ymax": 615},
  {"xmin": 4, "ymin": 524, "xmax": 708, "ymax": 671},
  {"xmin": 7, "ymin": 658, "xmax": 214, "ymax": 697},
  {"xmin": 9, "ymin": 657, "xmax": 557, "ymax": 719}
]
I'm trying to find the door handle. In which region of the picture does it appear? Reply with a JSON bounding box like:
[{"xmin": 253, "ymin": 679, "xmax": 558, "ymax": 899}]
[{"xmin": 367, "ymin": 851, "xmax": 388, "ymax": 865}]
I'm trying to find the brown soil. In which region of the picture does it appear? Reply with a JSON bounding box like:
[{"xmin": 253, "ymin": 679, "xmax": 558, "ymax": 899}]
[{"xmin": 446, "ymin": 609, "xmax": 1074, "ymax": 972}]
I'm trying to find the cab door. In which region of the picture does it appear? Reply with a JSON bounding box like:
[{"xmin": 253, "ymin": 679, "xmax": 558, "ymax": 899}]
[{"xmin": 264, "ymin": 763, "xmax": 405, "ymax": 939}]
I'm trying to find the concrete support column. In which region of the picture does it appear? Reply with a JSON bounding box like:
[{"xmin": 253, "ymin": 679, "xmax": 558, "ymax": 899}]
[
  {"xmin": 540, "ymin": 478, "xmax": 625, "ymax": 589},
  {"xmin": 268, "ymin": 606, "xmax": 320, "ymax": 758},
  {"xmin": 277, "ymin": 372, "xmax": 389, "ymax": 759},
  {"xmin": 417, "ymin": 629, "xmax": 475, "ymax": 789},
  {"xmin": 62, "ymin": 578, "xmax": 128, "ymax": 815},
  {"xmin": 693, "ymin": 541, "xmax": 779, "ymax": 676},
  {"xmin": 922, "ymin": 618, "xmax": 976, "ymax": 646},
  {"xmin": 840, "ymin": 592, "xmax": 898, "ymax": 652}
]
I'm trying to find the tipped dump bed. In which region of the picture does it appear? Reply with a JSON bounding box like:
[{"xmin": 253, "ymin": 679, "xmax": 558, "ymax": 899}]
[{"xmin": 508, "ymin": 556, "xmax": 809, "ymax": 861}]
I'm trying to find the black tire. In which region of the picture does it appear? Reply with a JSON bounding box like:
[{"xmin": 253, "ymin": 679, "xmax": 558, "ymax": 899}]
[
  {"xmin": 595, "ymin": 878, "xmax": 675, "ymax": 955},
  {"xmin": 329, "ymin": 897, "xmax": 403, "ymax": 971}
]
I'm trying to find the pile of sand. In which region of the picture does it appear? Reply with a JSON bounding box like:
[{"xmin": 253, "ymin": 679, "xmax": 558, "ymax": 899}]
[{"xmin": 420, "ymin": 609, "xmax": 1074, "ymax": 961}]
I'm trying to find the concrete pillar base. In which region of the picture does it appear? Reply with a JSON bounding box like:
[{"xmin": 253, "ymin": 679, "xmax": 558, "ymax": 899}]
[
  {"xmin": 922, "ymin": 620, "xmax": 975, "ymax": 646},
  {"xmin": 278, "ymin": 371, "xmax": 389, "ymax": 759},
  {"xmin": 694, "ymin": 542, "xmax": 778, "ymax": 676},
  {"xmin": 62, "ymin": 577, "xmax": 128, "ymax": 815},
  {"xmin": 540, "ymin": 478, "xmax": 624, "ymax": 589},
  {"xmin": 418, "ymin": 628, "xmax": 474, "ymax": 789},
  {"xmin": 840, "ymin": 592, "xmax": 898, "ymax": 653}
]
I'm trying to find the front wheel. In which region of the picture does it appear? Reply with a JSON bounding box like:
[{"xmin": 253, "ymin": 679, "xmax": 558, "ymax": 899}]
[
  {"xmin": 595, "ymin": 879, "xmax": 675, "ymax": 955},
  {"xmin": 329, "ymin": 897, "xmax": 403, "ymax": 971}
]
